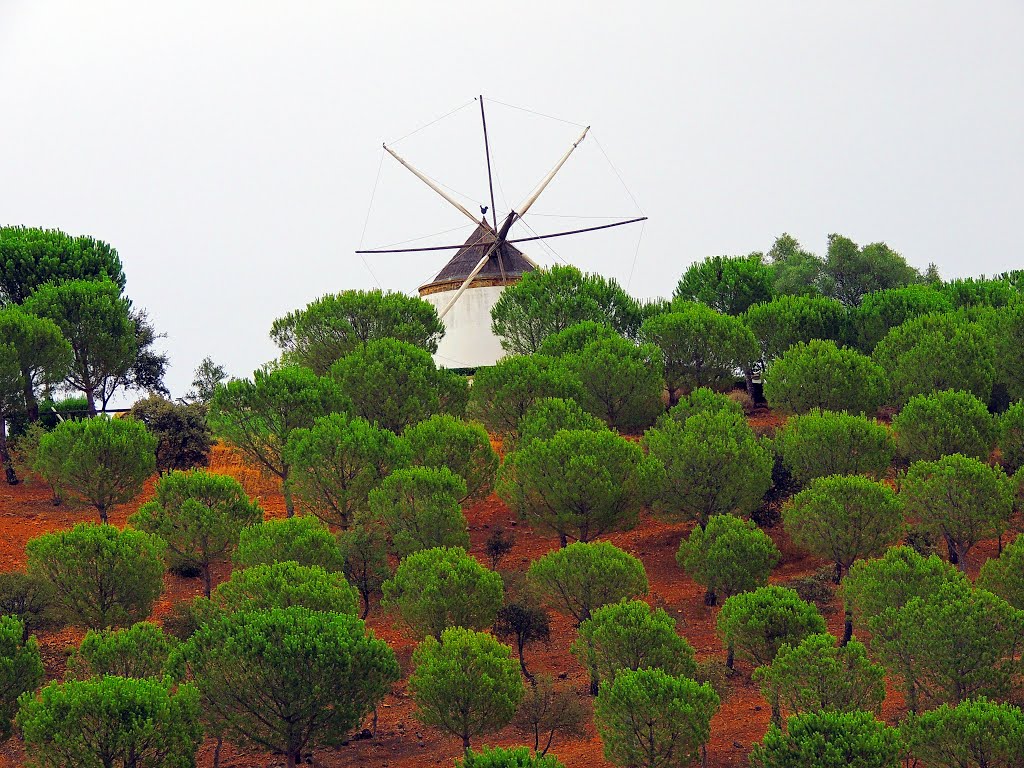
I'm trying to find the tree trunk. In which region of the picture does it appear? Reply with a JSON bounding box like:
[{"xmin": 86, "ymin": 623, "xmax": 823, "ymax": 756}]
[
  {"xmin": 462, "ymin": 733, "xmax": 471, "ymax": 751},
  {"xmin": 833, "ymin": 562, "xmax": 844, "ymax": 585},
  {"xmin": 558, "ymin": 532, "xmax": 568, "ymax": 548},
  {"xmin": 726, "ymin": 643, "xmax": 735, "ymax": 670},
  {"xmin": 22, "ymin": 371, "xmax": 39, "ymax": 423},
  {"xmin": 700, "ymin": 743, "xmax": 709, "ymax": 768},
  {"xmin": 85, "ymin": 388, "xmax": 97, "ymax": 417},
  {"xmin": 202, "ymin": 562, "xmax": 212, "ymax": 599},
  {"xmin": 361, "ymin": 589, "xmax": 371, "ymax": 619},
  {"xmin": 518, "ymin": 635, "xmax": 533, "ymax": 682},
  {"xmin": 98, "ymin": 504, "xmax": 109, "ymax": 524},
  {"xmin": 703, "ymin": 587, "xmax": 717, "ymax": 607},
  {"xmin": 286, "ymin": 751, "xmax": 298, "ymax": 768},
  {"xmin": 589, "ymin": 669, "xmax": 600, "ymax": 696},
  {"xmin": 282, "ymin": 475, "xmax": 295, "ymax": 517},
  {"xmin": 842, "ymin": 608, "xmax": 853, "ymax": 646},
  {"xmin": 744, "ymin": 368, "xmax": 756, "ymax": 400},
  {"xmin": 213, "ymin": 736, "xmax": 223, "ymax": 768},
  {"xmin": 770, "ymin": 689, "xmax": 782, "ymax": 728},
  {"xmin": 944, "ymin": 533, "xmax": 959, "ymax": 565},
  {"xmin": 0, "ymin": 416, "xmax": 18, "ymax": 485}
]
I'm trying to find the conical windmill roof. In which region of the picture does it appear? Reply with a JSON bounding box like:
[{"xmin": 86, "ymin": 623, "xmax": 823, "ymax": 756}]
[{"xmin": 420, "ymin": 219, "xmax": 535, "ymax": 293}]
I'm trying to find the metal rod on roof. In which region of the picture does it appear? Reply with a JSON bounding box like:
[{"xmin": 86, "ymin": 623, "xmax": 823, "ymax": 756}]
[{"xmin": 437, "ymin": 210, "xmax": 517, "ymax": 320}]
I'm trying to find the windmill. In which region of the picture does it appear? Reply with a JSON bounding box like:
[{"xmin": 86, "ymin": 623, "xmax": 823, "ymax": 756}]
[{"xmin": 356, "ymin": 96, "xmax": 646, "ymax": 369}]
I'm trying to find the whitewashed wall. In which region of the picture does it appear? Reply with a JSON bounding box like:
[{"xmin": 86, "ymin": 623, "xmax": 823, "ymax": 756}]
[{"xmin": 421, "ymin": 285, "xmax": 507, "ymax": 369}]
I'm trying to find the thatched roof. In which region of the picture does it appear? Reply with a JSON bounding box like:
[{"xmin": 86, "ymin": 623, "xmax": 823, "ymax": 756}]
[{"xmin": 422, "ymin": 219, "xmax": 534, "ymax": 289}]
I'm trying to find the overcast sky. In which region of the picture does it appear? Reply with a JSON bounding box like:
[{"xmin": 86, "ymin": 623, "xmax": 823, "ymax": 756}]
[{"xmin": 2, "ymin": 2, "xmax": 1022, "ymax": 398}]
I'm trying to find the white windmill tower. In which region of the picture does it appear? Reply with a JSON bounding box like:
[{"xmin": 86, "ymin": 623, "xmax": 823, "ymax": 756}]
[{"xmin": 357, "ymin": 96, "xmax": 645, "ymax": 369}]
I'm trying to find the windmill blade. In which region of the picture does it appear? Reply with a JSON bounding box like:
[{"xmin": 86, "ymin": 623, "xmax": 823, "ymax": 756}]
[
  {"xmin": 508, "ymin": 216, "xmax": 648, "ymax": 245},
  {"xmin": 513, "ymin": 125, "xmax": 590, "ymax": 218},
  {"xmin": 356, "ymin": 243, "xmax": 467, "ymax": 254},
  {"xmin": 382, "ymin": 144, "xmax": 482, "ymax": 227},
  {"xmin": 436, "ymin": 243, "xmax": 501, "ymax": 320}
]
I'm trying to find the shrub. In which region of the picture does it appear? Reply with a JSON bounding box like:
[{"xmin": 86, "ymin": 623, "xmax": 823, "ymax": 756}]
[
  {"xmin": 749, "ymin": 710, "xmax": 901, "ymax": 768},
  {"xmin": 130, "ymin": 469, "xmax": 262, "ymax": 597},
  {"xmin": 594, "ymin": 668, "xmax": 719, "ymax": 768},
  {"xmin": 284, "ymin": 411, "xmax": 409, "ymax": 527},
  {"xmin": 26, "ymin": 523, "xmax": 165, "ymax": 629},
  {"xmin": 872, "ymin": 312, "xmax": 995, "ymax": 406},
  {"xmin": 657, "ymin": 386, "xmax": 743, "ymax": 427},
  {"xmin": 978, "ymin": 533, "xmax": 1024, "ymax": 609},
  {"xmin": 174, "ymin": 607, "xmax": 398, "ymax": 767},
  {"xmin": 0, "ymin": 571, "xmax": 58, "ymax": 641},
  {"xmin": 381, "ymin": 547, "xmax": 503, "ymax": 638},
  {"xmin": 234, "ymin": 515, "xmax": 345, "ymax": 571},
  {"xmin": 527, "ymin": 541, "xmax": 648, "ymax": 625},
  {"xmin": 212, "ymin": 561, "xmax": 358, "ymax": 615},
  {"xmin": 0, "ymin": 615, "xmax": 43, "ymax": 742},
  {"xmin": 409, "ymin": 627, "xmax": 524, "ymax": 750},
  {"xmin": 716, "ymin": 586, "xmax": 826, "ymax": 670},
  {"xmin": 127, "ymin": 394, "xmax": 212, "ymax": 474},
  {"xmin": 66, "ymin": 621, "xmax": 175, "ymax": 680},
  {"xmin": 744, "ymin": 295, "xmax": 847, "ymax": 364},
  {"xmin": 998, "ymin": 400, "xmax": 1024, "ymax": 474},
  {"xmin": 515, "ymin": 397, "xmax": 607, "ymax": 447},
  {"xmin": 36, "ymin": 416, "xmax": 156, "ymax": 523},
  {"xmin": 493, "ymin": 598, "xmax": 550, "ymax": 682},
  {"xmin": 404, "ymin": 414, "xmax": 498, "ymax": 502},
  {"xmin": 337, "ymin": 525, "xmax": 390, "ymax": 619},
  {"xmin": 763, "ymin": 339, "xmax": 887, "ymax": 414},
  {"xmin": 17, "ymin": 676, "xmax": 203, "ymax": 768},
  {"xmin": 676, "ymin": 514, "xmax": 779, "ymax": 605},
  {"xmin": 573, "ymin": 599, "xmax": 696, "ymax": 694},
  {"xmin": 901, "ymin": 698, "xmax": 1024, "ymax": 768},
  {"xmin": 645, "ymin": 410, "xmax": 772, "ymax": 528},
  {"xmin": 850, "ymin": 284, "xmax": 952, "ymax": 352},
  {"xmin": 458, "ymin": 747, "xmax": 566, "ymax": 768},
  {"xmin": 468, "ymin": 355, "xmax": 582, "ymax": 436},
  {"xmin": 497, "ymin": 429, "xmax": 658, "ymax": 545},
  {"xmin": 891, "ymin": 389, "xmax": 995, "ymax": 463},
  {"xmin": 367, "ymin": 466, "xmax": 469, "ymax": 557},
  {"xmin": 512, "ymin": 674, "xmax": 589, "ymax": 758},
  {"xmin": 772, "ymin": 409, "xmax": 894, "ymax": 486}
]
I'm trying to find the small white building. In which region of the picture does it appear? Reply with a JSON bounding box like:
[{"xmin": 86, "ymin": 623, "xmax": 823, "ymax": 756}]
[{"xmin": 419, "ymin": 218, "xmax": 535, "ymax": 370}]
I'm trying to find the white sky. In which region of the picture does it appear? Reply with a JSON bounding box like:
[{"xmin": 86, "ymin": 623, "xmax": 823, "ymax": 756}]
[{"xmin": 2, "ymin": 2, "xmax": 1022, "ymax": 398}]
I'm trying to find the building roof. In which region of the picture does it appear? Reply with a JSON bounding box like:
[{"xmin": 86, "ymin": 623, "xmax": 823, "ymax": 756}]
[{"xmin": 423, "ymin": 219, "xmax": 535, "ymax": 289}]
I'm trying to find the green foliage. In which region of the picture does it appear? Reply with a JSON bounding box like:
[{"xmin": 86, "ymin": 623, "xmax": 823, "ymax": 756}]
[
  {"xmin": 234, "ymin": 515, "xmax": 345, "ymax": 571},
  {"xmin": 536, "ymin": 320, "xmax": 621, "ymax": 357},
  {"xmin": 0, "ymin": 615, "xmax": 43, "ymax": 742},
  {"xmin": 16, "ymin": 676, "xmax": 202, "ymax": 768},
  {"xmin": 573, "ymin": 600, "xmax": 696, "ymax": 690},
  {"xmin": 639, "ymin": 304, "xmax": 757, "ymax": 401},
  {"xmin": 978, "ymin": 533, "xmax": 1024, "ymax": 609},
  {"xmin": 902, "ymin": 454, "xmax": 1013, "ymax": 570},
  {"xmin": 26, "ymin": 523, "xmax": 165, "ymax": 629},
  {"xmin": 212, "ymin": 561, "xmax": 358, "ymax": 615},
  {"xmin": 497, "ymin": 429, "xmax": 657, "ymax": 543},
  {"xmin": 130, "ymin": 469, "xmax": 262, "ymax": 596},
  {"xmin": 207, "ymin": 365, "xmax": 347, "ymax": 515},
  {"xmin": 367, "ymin": 466, "xmax": 469, "ymax": 557},
  {"xmin": 716, "ymin": 586, "xmax": 826, "ymax": 668},
  {"xmin": 127, "ymin": 395, "xmax": 212, "ymax": 474},
  {"xmin": 891, "ymin": 580, "xmax": 1024, "ymax": 708},
  {"xmin": 676, "ymin": 514, "xmax": 779, "ymax": 604},
  {"xmin": 66, "ymin": 622, "xmax": 175, "ymax": 680},
  {"xmin": 491, "ymin": 264, "xmax": 641, "ymax": 355},
  {"xmin": 458, "ymin": 747, "xmax": 566, "ymax": 768},
  {"xmin": 468, "ymin": 355, "xmax": 583, "ymax": 436},
  {"xmin": 675, "ymin": 253, "xmax": 774, "ymax": 315},
  {"xmin": 850, "ymin": 284, "xmax": 953, "ymax": 352},
  {"xmin": 819, "ymin": 234, "xmax": 921, "ymax": 307},
  {"xmin": 337, "ymin": 525, "xmax": 390, "ymax": 619},
  {"xmin": 752, "ymin": 634, "xmax": 885, "ymax": 725},
  {"xmin": 270, "ymin": 289, "xmax": 444, "ymax": 373},
  {"xmin": 561, "ymin": 335, "xmax": 664, "ymax": 431},
  {"xmin": 331, "ymin": 338, "xmax": 468, "ymax": 432},
  {"xmin": 943, "ymin": 276, "xmax": 1020, "ymax": 308},
  {"xmin": 516, "ymin": 396, "xmax": 608, "ymax": 447},
  {"xmin": 743, "ymin": 294, "xmax": 847, "ymax": 365},
  {"xmin": 594, "ymin": 668, "xmax": 719, "ymax": 768},
  {"xmin": 783, "ymin": 475, "xmax": 903, "ymax": 580},
  {"xmin": 0, "ymin": 571, "xmax": 58, "ymax": 641},
  {"xmin": 998, "ymin": 400, "xmax": 1024, "ymax": 474},
  {"xmin": 174, "ymin": 606, "xmax": 398, "ymax": 765},
  {"xmin": 410, "ymin": 626, "xmax": 524, "ymax": 750},
  {"xmin": 872, "ymin": 312, "xmax": 995, "ymax": 406},
  {"xmin": 185, "ymin": 356, "xmax": 226, "ymax": 404},
  {"xmin": 901, "ymin": 698, "xmax": 1024, "ymax": 768},
  {"xmin": 22, "ymin": 279, "xmax": 137, "ymax": 413},
  {"xmin": 0, "ymin": 342, "xmax": 23, "ymax": 483},
  {"xmin": 658, "ymin": 386, "xmax": 744, "ymax": 426},
  {"xmin": 891, "ymin": 389, "xmax": 994, "ymax": 463},
  {"xmin": 773, "ymin": 409, "xmax": 895, "ymax": 486},
  {"xmin": 749, "ymin": 710, "xmax": 902, "ymax": 768},
  {"xmin": 763, "ymin": 339, "xmax": 887, "ymax": 414},
  {"xmin": 527, "ymin": 541, "xmax": 648, "ymax": 624},
  {"xmin": 0, "ymin": 305, "xmax": 71, "ymax": 421},
  {"xmin": 285, "ymin": 411, "xmax": 409, "ymax": 527},
  {"xmin": 493, "ymin": 596, "xmax": 550, "ymax": 681},
  {"xmin": 766, "ymin": 233, "xmax": 824, "ymax": 298},
  {"xmin": 404, "ymin": 414, "xmax": 498, "ymax": 502},
  {"xmin": 37, "ymin": 416, "xmax": 156, "ymax": 523},
  {"xmin": 644, "ymin": 410, "xmax": 772, "ymax": 527},
  {"xmin": 381, "ymin": 546, "xmax": 503, "ymax": 638},
  {"xmin": 0, "ymin": 227, "xmax": 125, "ymax": 304},
  {"xmin": 976, "ymin": 303, "xmax": 1024, "ymax": 404}
]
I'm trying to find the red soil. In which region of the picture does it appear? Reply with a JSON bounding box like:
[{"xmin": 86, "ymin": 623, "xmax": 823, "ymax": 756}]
[{"xmin": 0, "ymin": 437, "xmax": 1003, "ymax": 768}]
